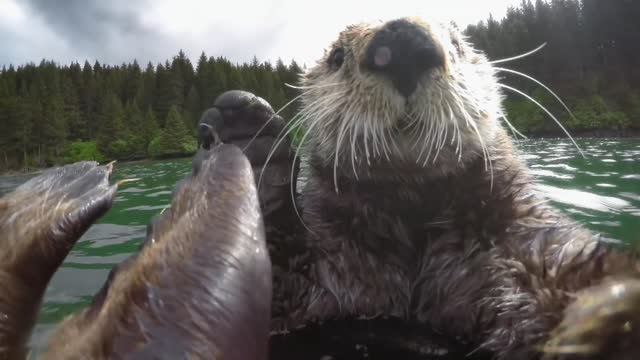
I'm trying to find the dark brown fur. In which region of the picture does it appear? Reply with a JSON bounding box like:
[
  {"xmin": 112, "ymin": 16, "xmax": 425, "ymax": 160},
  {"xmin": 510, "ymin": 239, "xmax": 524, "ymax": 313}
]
[{"xmin": 272, "ymin": 127, "xmax": 640, "ymax": 359}]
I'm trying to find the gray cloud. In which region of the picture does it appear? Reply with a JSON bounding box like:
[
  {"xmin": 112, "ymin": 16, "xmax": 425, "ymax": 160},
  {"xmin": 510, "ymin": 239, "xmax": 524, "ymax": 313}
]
[
  {"xmin": 1, "ymin": 0, "xmax": 521, "ymax": 68},
  {"xmin": 2, "ymin": 0, "xmax": 286, "ymax": 67},
  {"xmin": 22, "ymin": 0, "xmax": 152, "ymax": 49}
]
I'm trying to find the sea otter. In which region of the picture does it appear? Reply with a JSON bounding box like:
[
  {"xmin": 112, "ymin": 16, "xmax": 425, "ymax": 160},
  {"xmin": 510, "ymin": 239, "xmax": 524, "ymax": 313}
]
[{"xmin": 262, "ymin": 17, "xmax": 640, "ymax": 359}]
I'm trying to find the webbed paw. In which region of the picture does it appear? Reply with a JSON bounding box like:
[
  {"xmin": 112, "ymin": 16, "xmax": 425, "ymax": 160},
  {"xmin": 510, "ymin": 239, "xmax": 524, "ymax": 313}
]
[
  {"xmin": 0, "ymin": 161, "xmax": 117, "ymax": 359},
  {"xmin": 543, "ymin": 279, "xmax": 640, "ymax": 359},
  {"xmin": 193, "ymin": 90, "xmax": 303, "ymax": 270},
  {"xmin": 195, "ymin": 90, "xmax": 299, "ymax": 218}
]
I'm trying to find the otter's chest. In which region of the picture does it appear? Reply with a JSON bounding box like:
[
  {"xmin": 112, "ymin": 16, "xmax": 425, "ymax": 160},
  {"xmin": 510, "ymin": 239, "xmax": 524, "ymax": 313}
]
[{"xmin": 308, "ymin": 206, "xmax": 448, "ymax": 319}]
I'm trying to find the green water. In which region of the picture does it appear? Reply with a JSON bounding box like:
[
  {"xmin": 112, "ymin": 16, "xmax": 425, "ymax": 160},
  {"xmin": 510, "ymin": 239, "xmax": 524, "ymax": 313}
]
[{"xmin": 0, "ymin": 139, "xmax": 637, "ymax": 350}]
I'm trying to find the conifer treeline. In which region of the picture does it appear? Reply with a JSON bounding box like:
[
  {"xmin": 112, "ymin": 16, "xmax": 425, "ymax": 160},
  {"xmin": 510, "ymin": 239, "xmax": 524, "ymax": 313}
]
[
  {"xmin": 0, "ymin": 51, "xmax": 303, "ymax": 171},
  {"xmin": 1, "ymin": 0, "xmax": 639, "ymax": 171},
  {"xmin": 464, "ymin": 0, "xmax": 640, "ymax": 134}
]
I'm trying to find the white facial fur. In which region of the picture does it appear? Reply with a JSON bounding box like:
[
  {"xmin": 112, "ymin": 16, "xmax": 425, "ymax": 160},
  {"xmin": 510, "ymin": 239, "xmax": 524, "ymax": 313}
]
[{"xmin": 296, "ymin": 17, "xmax": 505, "ymax": 179}]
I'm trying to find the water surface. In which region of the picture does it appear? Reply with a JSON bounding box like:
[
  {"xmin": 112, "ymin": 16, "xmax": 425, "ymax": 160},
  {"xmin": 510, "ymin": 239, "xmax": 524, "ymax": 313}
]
[{"xmin": 0, "ymin": 139, "xmax": 637, "ymax": 351}]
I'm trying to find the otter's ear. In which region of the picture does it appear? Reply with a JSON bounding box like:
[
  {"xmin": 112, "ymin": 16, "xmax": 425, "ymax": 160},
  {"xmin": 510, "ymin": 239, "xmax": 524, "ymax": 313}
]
[
  {"xmin": 0, "ymin": 161, "xmax": 117, "ymax": 360},
  {"xmin": 45, "ymin": 145, "xmax": 272, "ymax": 360}
]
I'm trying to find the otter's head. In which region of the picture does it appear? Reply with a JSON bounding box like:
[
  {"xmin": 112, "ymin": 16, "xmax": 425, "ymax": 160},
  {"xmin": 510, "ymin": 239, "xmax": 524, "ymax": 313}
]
[{"xmin": 299, "ymin": 17, "xmax": 504, "ymax": 180}]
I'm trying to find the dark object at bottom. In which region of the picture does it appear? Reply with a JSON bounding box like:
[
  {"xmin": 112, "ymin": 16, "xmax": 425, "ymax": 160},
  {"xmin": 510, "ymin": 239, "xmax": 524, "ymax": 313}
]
[{"xmin": 269, "ymin": 319, "xmax": 492, "ymax": 360}]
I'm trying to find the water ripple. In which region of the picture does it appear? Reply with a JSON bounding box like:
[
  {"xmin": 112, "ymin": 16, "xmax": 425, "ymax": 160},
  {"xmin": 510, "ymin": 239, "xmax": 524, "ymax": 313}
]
[
  {"xmin": 0, "ymin": 143, "xmax": 637, "ymax": 351},
  {"xmin": 536, "ymin": 184, "xmax": 632, "ymax": 213}
]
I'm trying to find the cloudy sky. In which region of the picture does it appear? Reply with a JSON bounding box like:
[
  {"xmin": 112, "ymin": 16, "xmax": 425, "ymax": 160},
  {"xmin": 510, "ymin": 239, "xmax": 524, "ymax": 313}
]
[{"xmin": 0, "ymin": 0, "xmax": 523, "ymax": 68}]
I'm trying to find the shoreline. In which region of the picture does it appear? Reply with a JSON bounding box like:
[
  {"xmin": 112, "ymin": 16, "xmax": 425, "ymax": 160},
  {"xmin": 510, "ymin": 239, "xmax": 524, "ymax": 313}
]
[
  {"xmin": 0, "ymin": 155, "xmax": 195, "ymax": 177},
  {"xmin": 1, "ymin": 133, "xmax": 638, "ymax": 177},
  {"xmin": 525, "ymin": 128, "xmax": 640, "ymax": 139}
]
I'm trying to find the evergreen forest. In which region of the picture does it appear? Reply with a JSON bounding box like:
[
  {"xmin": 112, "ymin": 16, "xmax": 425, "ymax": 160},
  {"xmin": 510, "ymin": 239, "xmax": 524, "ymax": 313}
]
[{"xmin": 0, "ymin": 0, "xmax": 638, "ymax": 172}]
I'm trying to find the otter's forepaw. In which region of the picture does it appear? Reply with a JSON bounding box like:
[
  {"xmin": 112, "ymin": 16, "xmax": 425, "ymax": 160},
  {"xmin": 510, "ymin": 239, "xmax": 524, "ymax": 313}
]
[
  {"xmin": 0, "ymin": 161, "xmax": 117, "ymax": 359},
  {"xmin": 195, "ymin": 90, "xmax": 299, "ymax": 220},
  {"xmin": 44, "ymin": 145, "xmax": 273, "ymax": 359},
  {"xmin": 542, "ymin": 279, "xmax": 640, "ymax": 359}
]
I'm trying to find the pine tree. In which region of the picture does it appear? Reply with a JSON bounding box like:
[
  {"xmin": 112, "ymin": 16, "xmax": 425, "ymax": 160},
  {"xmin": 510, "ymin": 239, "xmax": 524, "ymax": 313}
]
[
  {"xmin": 61, "ymin": 75, "xmax": 85, "ymax": 140},
  {"xmin": 140, "ymin": 62, "xmax": 156, "ymax": 111},
  {"xmin": 96, "ymin": 92, "xmax": 126, "ymax": 159},
  {"xmin": 123, "ymin": 100, "xmax": 146, "ymax": 158},
  {"xmin": 142, "ymin": 107, "xmax": 160, "ymax": 153},
  {"xmin": 1, "ymin": 3, "xmax": 638, "ymax": 172},
  {"xmin": 123, "ymin": 60, "xmax": 142, "ymax": 103},
  {"xmin": 184, "ymin": 85, "xmax": 201, "ymax": 131},
  {"xmin": 148, "ymin": 105, "xmax": 196, "ymax": 158}
]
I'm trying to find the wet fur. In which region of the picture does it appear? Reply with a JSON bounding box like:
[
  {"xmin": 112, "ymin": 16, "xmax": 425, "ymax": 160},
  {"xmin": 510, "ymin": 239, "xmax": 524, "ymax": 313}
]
[
  {"xmin": 269, "ymin": 17, "xmax": 640, "ymax": 359},
  {"xmin": 0, "ymin": 145, "xmax": 273, "ymax": 360},
  {"xmin": 0, "ymin": 162, "xmax": 116, "ymax": 359},
  {"xmin": 43, "ymin": 145, "xmax": 271, "ymax": 359}
]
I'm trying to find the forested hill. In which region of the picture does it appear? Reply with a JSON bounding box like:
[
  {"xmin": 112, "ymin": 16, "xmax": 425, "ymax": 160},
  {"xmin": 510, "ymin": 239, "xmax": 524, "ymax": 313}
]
[
  {"xmin": 1, "ymin": 0, "xmax": 639, "ymax": 172},
  {"xmin": 464, "ymin": 0, "xmax": 640, "ymax": 136},
  {"xmin": 0, "ymin": 52, "xmax": 303, "ymax": 172}
]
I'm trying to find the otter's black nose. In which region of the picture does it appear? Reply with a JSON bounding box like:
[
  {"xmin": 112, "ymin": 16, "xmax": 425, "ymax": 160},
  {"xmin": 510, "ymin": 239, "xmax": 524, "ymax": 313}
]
[{"xmin": 364, "ymin": 19, "xmax": 444, "ymax": 97}]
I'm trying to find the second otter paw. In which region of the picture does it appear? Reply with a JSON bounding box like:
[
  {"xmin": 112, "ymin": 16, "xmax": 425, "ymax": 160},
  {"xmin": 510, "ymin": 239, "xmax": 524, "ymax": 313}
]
[{"xmin": 542, "ymin": 279, "xmax": 640, "ymax": 359}]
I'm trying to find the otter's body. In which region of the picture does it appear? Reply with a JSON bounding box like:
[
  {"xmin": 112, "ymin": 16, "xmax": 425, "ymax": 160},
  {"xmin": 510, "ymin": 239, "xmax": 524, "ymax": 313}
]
[
  {"xmin": 276, "ymin": 128, "xmax": 638, "ymax": 358},
  {"xmin": 268, "ymin": 17, "xmax": 640, "ymax": 359}
]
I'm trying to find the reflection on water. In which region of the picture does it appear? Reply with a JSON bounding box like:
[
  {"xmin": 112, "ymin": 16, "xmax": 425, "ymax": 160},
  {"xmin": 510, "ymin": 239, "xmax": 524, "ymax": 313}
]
[
  {"xmin": 0, "ymin": 140, "xmax": 638, "ymax": 351},
  {"xmin": 518, "ymin": 139, "xmax": 639, "ymax": 241},
  {"xmin": 536, "ymin": 184, "xmax": 631, "ymax": 213}
]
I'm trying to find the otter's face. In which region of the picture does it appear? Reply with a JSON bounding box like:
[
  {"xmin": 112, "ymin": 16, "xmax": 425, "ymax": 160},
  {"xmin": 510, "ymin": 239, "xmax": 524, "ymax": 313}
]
[{"xmin": 299, "ymin": 17, "xmax": 504, "ymax": 178}]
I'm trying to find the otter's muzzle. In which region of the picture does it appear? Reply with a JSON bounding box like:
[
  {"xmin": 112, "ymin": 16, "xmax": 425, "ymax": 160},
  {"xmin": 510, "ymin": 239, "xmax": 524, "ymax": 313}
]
[{"xmin": 363, "ymin": 19, "xmax": 445, "ymax": 97}]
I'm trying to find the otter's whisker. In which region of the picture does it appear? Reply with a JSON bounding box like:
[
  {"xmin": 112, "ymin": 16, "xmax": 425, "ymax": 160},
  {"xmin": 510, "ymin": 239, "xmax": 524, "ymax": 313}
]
[
  {"xmin": 365, "ymin": 104, "xmax": 380, "ymax": 158},
  {"xmin": 372, "ymin": 107, "xmax": 383, "ymax": 158},
  {"xmin": 407, "ymin": 110, "xmax": 424, "ymax": 149},
  {"xmin": 423, "ymin": 107, "xmax": 439, "ymax": 166},
  {"xmin": 289, "ymin": 116, "xmax": 325, "ymax": 236},
  {"xmin": 415, "ymin": 106, "xmax": 432, "ymax": 164},
  {"xmin": 242, "ymin": 90, "xmax": 309, "ymax": 152},
  {"xmin": 378, "ymin": 118, "xmax": 391, "ymax": 162},
  {"xmin": 411, "ymin": 107, "xmax": 427, "ymax": 161},
  {"xmin": 257, "ymin": 114, "xmax": 305, "ymax": 190},
  {"xmin": 421, "ymin": 106, "xmax": 434, "ymax": 161},
  {"xmin": 363, "ymin": 113, "xmax": 371, "ymax": 166},
  {"xmin": 296, "ymin": 91, "xmax": 348, "ymax": 160},
  {"xmin": 244, "ymin": 82, "xmax": 346, "ymax": 152},
  {"xmin": 499, "ymin": 110, "xmax": 528, "ymax": 140},
  {"xmin": 386, "ymin": 124, "xmax": 402, "ymax": 155},
  {"xmin": 453, "ymin": 91, "xmax": 494, "ymax": 189},
  {"xmin": 285, "ymin": 82, "xmax": 346, "ymax": 90},
  {"xmin": 446, "ymin": 101, "xmax": 463, "ymax": 160},
  {"xmin": 489, "ymin": 42, "xmax": 547, "ymax": 65},
  {"xmin": 402, "ymin": 108, "xmax": 419, "ymax": 132},
  {"xmin": 432, "ymin": 107, "xmax": 448, "ymax": 164},
  {"xmin": 333, "ymin": 114, "xmax": 351, "ymax": 193},
  {"xmin": 258, "ymin": 92, "xmax": 339, "ymax": 190},
  {"xmin": 495, "ymin": 67, "xmax": 580, "ymax": 125},
  {"xmin": 349, "ymin": 121, "xmax": 360, "ymax": 180},
  {"xmin": 437, "ymin": 103, "xmax": 449, "ymax": 155},
  {"xmin": 116, "ymin": 178, "xmax": 141, "ymax": 187},
  {"xmin": 498, "ymin": 83, "xmax": 585, "ymax": 158}
]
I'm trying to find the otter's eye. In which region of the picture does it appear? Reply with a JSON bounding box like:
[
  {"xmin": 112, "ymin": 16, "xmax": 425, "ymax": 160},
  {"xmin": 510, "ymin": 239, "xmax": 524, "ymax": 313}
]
[{"xmin": 330, "ymin": 48, "xmax": 345, "ymax": 70}]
